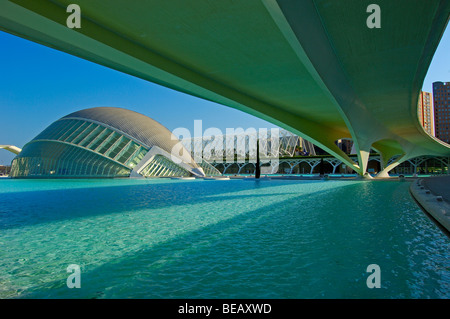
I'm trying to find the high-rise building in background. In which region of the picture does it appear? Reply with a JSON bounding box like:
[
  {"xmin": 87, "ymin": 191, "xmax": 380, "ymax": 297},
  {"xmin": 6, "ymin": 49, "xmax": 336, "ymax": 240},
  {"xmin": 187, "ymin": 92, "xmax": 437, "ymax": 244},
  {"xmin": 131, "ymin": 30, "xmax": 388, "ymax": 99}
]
[
  {"xmin": 433, "ymin": 81, "xmax": 450, "ymax": 144},
  {"xmin": 418, "ymin": 91, "xmax": 434, "ymax": 136}
]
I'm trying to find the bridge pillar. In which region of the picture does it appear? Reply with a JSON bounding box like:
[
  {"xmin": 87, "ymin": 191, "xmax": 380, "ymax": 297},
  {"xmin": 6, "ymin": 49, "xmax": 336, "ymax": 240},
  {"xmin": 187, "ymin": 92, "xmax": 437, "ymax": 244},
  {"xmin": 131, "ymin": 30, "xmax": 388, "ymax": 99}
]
[
  {"xmin": 357, "ymin": 149, "xmax": 371, "ymax": 177},
  {"xmin": 376, "ymin": 154, "xmax": 409, "ymax": 178},
  {"xmin": 375, "ymin": 153, "xmax": 393, "ymax": 178}
]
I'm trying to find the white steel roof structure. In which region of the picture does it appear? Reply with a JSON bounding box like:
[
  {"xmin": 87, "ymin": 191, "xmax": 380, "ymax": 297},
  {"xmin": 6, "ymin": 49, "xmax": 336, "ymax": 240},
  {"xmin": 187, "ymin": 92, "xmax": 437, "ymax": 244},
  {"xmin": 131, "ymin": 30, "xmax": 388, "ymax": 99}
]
[
  {"xmin": 10, "ymin": 107, "xmax": 216, "ymax": 178},
  {"xmin": 1, "ymin": 0, "xmax": 450, "ymax": 177},
  {"xmin": 0, "ymin": 145, "xmax": 22, "ymax": 155},
  {"xmin": 182, "ymin": 129, "xmax": 317, "ymax": 162}
]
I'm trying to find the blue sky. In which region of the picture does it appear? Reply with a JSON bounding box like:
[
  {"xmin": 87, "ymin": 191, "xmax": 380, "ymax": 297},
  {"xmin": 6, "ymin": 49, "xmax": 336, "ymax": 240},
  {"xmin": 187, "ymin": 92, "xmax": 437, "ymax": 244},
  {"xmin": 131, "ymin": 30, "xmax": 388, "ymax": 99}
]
[{"xmin": 1, "ymin": 23, "xmax": 449, "ymax": 165}]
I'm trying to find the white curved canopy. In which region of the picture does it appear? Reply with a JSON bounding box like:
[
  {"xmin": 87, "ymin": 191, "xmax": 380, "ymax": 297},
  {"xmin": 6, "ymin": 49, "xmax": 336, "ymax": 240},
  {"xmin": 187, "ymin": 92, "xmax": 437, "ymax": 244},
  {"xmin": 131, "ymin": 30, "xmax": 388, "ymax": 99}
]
[{"xmin": 0, "ymin": 145, "xmax": 22, "ymax": 155}]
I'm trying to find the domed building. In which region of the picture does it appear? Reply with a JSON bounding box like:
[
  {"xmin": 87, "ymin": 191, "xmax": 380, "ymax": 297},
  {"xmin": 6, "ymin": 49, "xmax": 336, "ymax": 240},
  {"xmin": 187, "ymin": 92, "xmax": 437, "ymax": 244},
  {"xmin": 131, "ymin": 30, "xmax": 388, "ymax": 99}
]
[{"xmin": 10, "ymin": 107, "xmax": 219, "ymax": 178}]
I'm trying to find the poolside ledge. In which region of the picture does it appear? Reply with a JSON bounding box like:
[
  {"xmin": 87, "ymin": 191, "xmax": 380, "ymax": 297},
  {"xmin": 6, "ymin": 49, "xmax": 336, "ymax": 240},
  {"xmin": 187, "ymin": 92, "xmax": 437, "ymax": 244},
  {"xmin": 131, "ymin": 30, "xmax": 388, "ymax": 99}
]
[{"xmin": 410, "ymin": 177, "xmax": 450, "ymax": 234}]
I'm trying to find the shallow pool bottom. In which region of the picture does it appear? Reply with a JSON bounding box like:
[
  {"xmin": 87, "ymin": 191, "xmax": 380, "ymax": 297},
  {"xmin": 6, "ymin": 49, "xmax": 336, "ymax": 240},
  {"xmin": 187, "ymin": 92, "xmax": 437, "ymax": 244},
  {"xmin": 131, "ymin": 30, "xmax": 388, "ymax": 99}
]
[{"xmin": 0, "ymin": 178, "xmax": 449, "ymax": 298}]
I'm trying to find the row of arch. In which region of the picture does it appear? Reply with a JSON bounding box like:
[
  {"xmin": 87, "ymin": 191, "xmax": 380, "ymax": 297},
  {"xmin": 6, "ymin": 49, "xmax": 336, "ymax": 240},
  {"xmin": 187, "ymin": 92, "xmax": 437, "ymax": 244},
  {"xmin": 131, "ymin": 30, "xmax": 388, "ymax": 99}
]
[{"xmin": 213, "ymin": 157, "xmax": 382, "ymax": 175}]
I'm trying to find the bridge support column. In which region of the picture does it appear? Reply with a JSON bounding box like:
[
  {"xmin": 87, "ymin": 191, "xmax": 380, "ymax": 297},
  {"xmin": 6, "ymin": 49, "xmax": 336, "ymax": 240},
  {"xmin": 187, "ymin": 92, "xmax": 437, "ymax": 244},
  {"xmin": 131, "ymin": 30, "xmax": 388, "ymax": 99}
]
[
  {"xmin": 376, "ymin": 154, "xmax": 392, "ymax": 178},
  {"xmin": 373, "ymin": 143, "xmax": 408, "ymax": 178},
  {"xmin": 356, "ymin": 149, "xmax": 371, "ymax": 177},
  {"xmin": 377, "ymin": 162, "xmax": 400, "ymax": 177},
  {"xmin": 377, "ymin": 154, "xmax": 408, "ymax": 177}
]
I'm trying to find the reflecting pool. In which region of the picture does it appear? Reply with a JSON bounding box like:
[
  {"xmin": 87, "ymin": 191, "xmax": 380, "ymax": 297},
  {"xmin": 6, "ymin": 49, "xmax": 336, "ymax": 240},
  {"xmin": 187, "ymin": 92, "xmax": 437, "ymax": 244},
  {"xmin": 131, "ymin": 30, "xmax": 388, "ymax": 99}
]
[{"xmin": 0, "ymin": 178, "xmax": 449, "ymax": 298}]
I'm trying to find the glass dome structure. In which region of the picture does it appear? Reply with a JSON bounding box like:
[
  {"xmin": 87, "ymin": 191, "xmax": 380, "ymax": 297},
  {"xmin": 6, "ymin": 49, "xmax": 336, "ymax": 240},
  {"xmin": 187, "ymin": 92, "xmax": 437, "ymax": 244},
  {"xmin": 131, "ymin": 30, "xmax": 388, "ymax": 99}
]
[{"xmin": 10, "ymin": 107, "xmax": 219, "ymax": 178}]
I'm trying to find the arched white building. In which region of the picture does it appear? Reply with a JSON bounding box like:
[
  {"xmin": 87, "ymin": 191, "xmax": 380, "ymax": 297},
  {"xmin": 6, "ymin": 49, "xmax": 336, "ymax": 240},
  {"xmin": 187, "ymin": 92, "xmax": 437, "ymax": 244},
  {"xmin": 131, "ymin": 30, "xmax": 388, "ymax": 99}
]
[{"xmin": 10, "ymin": 107, "xmax": 219, "ymax": 178}]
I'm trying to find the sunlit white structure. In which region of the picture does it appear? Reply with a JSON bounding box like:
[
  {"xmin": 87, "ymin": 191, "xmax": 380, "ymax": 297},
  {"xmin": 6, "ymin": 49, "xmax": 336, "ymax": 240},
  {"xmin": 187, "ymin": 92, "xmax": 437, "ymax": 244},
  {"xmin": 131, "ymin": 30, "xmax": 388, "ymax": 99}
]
[
  {"xmin": 10, "ymin": 107, "xmax": 219, "ymax": 178},
  {"xmin": 0, "ymin": 145, "xmax": 22, "ymax": 155},
  {"xmin": 182, "ymin": 129, "xmax": 316, "ymax": 162}
]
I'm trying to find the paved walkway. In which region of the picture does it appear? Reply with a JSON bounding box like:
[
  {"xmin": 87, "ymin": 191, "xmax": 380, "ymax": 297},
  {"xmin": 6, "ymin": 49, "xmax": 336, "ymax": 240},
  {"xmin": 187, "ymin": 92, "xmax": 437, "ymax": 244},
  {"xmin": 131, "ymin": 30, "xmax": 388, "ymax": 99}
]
[
  {"xmin": 410, "ymin": 175, "xmax": 450, "ymax": 234},
  {"xmin": 421, "ymin": 175, "xmax": 450, "ymax": 203}
]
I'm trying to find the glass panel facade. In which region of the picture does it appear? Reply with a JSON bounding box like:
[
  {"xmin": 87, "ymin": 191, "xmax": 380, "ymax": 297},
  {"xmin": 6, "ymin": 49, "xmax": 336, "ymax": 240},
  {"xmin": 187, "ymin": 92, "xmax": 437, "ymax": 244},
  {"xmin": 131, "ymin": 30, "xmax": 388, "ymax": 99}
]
[
  {"xmin": 199, "ymin": 160, "xmax": 222, "ymax": 176},
  {"xmin": 127, "ymin": 146, "xmax": 148, "ymax": 168},
  {"xmin": 34, "ymin": 119, "xmax": 76, "ymax": 141},
  {"xmin": 31, "ymin": 118, "xmax": 150, "ymax": 171},
  {"xmin": 11, "ymin": 114, "xmax": 195, "ymax": 179},
  {"xmin": 10, "ymin": 141, "xmax": 131, "ymax": 178},
  {"xmin": 64, "ymin": 121, "xmax": 91, "ymax": 143},
  {"xmin": 78, "ymin": 125, "xmax": 102, "ymax": 147},
  {"xmin": 139, "ymin": 155, "xmax": 190, "ymax": 177},
  {"xmin": 117, "ymin": 142, "xmax": 140, "ymax": 164},
  {"xmin": 97, "ymin": 132, "xmax": 121, "ymax": 155},
  {"xmin": 88, "ymin": 128, "xmax": 112, "ymax": 151},
  {"xmin": 71, "ymin": 122, "xmax": 96, "ymax": 145},
  {"xmin": 58, "ymin": 121, "xmax": 82, "ymax": 141},
  {"xmin": 108, "ymin": 137, "xmax": 129, "ymax": 159}
]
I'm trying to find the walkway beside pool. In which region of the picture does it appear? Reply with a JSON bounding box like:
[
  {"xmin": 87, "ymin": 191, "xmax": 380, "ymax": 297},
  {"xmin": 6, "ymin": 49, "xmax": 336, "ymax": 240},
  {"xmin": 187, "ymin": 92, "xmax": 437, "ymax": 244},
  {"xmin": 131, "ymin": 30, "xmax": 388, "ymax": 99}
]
[{"xmin": 410, "ymin": 175, "xmax": 450, "ymax": 235}]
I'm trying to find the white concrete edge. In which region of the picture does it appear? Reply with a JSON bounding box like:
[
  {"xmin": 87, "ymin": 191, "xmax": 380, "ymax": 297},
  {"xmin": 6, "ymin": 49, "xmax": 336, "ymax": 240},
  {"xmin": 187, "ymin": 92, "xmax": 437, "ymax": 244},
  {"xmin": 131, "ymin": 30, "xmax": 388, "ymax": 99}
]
[
  {"xmin": 0, "ymin": 145, "xmax": 22, "ymax": 155},
  {"xmin": 409, "ymin": 179, "xmax": 450, "ymax": 233}
]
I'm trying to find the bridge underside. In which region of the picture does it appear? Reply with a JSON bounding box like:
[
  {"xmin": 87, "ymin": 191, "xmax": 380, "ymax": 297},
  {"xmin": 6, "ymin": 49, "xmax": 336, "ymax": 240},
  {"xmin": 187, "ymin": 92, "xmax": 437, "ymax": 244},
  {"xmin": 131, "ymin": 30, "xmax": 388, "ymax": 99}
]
[
  {"xmin": 0, "ymin": 145, "xmax": 22, "ymax": 155},
  {"xmin": 1, "ymin": 0, "xmax": 450, "ymax": 176}
]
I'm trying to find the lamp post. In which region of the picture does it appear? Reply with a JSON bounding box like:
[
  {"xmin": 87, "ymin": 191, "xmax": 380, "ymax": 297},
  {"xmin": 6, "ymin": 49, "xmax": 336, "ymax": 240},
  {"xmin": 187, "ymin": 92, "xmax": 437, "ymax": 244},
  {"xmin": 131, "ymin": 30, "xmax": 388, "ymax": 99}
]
[{"xmin": 255, "ymin": 139, "xmax": 261, "ymax": 179}]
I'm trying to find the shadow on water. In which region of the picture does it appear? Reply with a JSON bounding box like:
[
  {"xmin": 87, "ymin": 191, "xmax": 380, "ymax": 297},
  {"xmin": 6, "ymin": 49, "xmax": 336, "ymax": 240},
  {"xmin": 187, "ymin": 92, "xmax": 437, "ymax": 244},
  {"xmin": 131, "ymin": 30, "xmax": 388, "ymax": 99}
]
[
  {"xmin": 13, "ymin": 181, "xmax": 450, "ymax": 299},
  {"xmin": 0, "ymin": 179, "xmax": 356, "ymax": 230},
  {"xmin": 13, "ymin": 185, "xmax": 358, "ymax": 298}
]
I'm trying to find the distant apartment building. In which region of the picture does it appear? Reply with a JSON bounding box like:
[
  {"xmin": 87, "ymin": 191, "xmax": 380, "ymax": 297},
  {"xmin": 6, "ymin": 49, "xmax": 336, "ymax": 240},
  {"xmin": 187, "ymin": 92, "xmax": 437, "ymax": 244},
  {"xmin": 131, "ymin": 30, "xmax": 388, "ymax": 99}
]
[
  {"xmin": 335, "ymin": 139, "xmax": 354, "ymax": 154},
  {"xmin": 418, "ymin": 91, "xmax": 434, "ymax": 136},
  {"xmin": 433, "ymin": 81, "xmax": 450, "ymax": 144}
]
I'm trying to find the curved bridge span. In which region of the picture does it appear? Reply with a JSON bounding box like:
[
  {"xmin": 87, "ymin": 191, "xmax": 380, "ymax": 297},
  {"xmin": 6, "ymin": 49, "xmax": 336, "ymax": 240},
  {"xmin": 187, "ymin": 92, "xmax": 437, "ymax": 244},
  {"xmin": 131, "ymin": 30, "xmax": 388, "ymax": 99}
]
[{"xmin": 1, "ymin": 0, "xmax": 449, "ymax": 176}]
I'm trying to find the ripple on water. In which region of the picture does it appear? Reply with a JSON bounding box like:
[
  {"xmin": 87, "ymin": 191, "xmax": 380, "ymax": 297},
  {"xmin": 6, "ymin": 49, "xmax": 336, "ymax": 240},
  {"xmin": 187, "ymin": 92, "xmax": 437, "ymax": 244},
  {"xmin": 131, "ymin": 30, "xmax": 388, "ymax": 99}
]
[{"xmin": 0, "ymin": 179, "xmax": 449, "ymax": 298}]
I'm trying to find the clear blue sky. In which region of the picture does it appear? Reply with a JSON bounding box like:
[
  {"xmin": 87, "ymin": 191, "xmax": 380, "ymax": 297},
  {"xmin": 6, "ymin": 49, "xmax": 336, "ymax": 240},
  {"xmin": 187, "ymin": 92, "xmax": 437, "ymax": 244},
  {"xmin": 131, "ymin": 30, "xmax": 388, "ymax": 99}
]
[
  {"xmin": 1, "ymin": 23, "xmax": 449, "ymax": 165},
  {"xmin": 0, "ymin": 31, "xmax": 277, "ymax": 165}
]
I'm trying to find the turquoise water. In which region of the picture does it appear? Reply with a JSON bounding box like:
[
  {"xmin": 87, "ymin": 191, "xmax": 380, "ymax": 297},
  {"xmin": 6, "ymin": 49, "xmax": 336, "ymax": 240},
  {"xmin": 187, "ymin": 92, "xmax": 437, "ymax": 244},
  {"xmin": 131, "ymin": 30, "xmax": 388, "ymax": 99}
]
[{"xmin": 0, "ymin": 178, "xmax": 449, "ymax": 299}]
